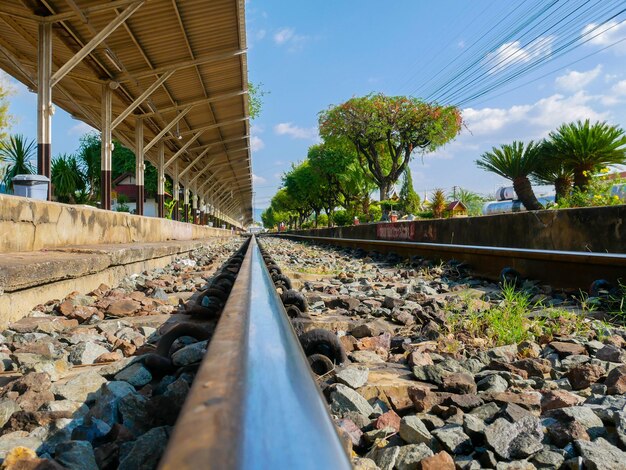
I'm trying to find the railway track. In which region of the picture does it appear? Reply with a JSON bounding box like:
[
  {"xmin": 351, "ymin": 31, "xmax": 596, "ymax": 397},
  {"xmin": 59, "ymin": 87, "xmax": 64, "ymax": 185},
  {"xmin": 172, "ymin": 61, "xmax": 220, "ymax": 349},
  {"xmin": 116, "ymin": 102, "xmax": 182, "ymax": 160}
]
[
  {"xmin": 274, "ymin": 233, "xmax": 626, "ymax": 290},
  {"xmin": 159, "ymin": 236, "xmax": 351, "ymax": 469}
]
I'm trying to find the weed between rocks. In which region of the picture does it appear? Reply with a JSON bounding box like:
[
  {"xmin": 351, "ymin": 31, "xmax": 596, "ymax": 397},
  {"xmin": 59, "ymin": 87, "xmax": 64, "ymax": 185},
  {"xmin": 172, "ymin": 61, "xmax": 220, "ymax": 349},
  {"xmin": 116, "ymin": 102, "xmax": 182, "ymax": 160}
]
[{"xmin": 445, "ymin": 283, "xmax": 596, "ymax": 350}]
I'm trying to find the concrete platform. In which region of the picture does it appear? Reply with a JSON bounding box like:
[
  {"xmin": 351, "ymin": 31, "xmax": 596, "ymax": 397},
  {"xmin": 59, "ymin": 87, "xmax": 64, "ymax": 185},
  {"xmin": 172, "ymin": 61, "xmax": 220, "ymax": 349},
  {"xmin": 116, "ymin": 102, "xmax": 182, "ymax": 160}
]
[{"xmin": 0, "ymin": 239, "xmax": 230, "ymax": 327}]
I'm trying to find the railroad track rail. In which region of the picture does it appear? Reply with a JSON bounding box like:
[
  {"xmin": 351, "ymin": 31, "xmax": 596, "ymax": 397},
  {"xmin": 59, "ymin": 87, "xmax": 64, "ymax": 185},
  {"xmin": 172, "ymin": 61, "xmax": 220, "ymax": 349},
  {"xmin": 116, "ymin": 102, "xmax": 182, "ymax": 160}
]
[
  {"xmin": 159, "ymin": 236, "xmax": 351, "ymax": 469},
  {"xmin": 272, "ymin": 233, "xmax": 626, "ymax": 290}
]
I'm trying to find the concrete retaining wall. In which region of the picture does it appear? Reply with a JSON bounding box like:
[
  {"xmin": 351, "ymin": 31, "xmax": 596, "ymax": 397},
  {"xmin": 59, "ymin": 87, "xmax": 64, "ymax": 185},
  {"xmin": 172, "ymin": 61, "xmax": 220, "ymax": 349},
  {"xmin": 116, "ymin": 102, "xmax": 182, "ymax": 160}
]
[
  {"xmin": 290, "ymin": 205, "xmax": 626, "ymax": 253},
  {"xmin": 0, "ymin": 194, "xmax": 234, "ymax": 253}
]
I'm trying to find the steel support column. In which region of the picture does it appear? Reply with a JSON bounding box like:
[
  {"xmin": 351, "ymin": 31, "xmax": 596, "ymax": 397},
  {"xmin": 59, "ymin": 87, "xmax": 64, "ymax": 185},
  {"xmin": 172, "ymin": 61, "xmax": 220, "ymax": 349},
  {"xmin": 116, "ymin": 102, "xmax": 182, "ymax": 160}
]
[
  {"xmin": 101, "ymin": 83, "xmax": 113, "ymax": 210},
  {"xmin": 157, "ymin": 142, "xmax": 165, "ymax": 218},
  {"xmin": 172, "ymin": 160, "xmax": 179, "ymax": 221},
  {"xmin": 183, "ymin": 187, "xmax": 190, "ymax": 223},
  {"xmin": 192, "ymin": 192, "xmax": 198, "ymax": 224},
  {"xmin": 37, "ymin": 22, "xmax": 52, "ymax": 199},
  {"xmin": 135, "ymin": 117, "xmax": 144, "ymax": 215},
  {"xmin": 199, "ymin": 198, "xmax": 205, "ymax": 226}
]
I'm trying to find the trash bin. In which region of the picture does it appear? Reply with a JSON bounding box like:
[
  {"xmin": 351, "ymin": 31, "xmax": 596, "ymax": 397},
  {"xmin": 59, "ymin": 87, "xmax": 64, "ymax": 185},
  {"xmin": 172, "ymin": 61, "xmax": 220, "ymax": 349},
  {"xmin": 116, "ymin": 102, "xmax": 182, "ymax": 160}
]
[{"xmin": 12, "ymin": 174, "xmax": 50, "ymax": 200}]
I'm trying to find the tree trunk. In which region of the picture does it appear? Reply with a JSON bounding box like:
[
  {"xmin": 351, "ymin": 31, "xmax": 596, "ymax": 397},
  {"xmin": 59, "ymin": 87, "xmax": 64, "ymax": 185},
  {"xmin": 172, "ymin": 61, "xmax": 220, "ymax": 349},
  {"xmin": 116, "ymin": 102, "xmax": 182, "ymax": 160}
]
[
  {"xmin": 573, "ymin": 166, "xmax": 593, "ymax": 191},
  {"xmin": 554, "ymin": 177, "xmax": 571, "ymax": 202},
  {"xmin": 379, "ymin": 182, "xmax": 390, "ymax": 202},
  {"xmin": 314, "ymin": 210, "xmax": 319, "ymax": 228},
  {"xmin": 513, "ymin": 176, "xmax": 542, "ymax": 210}
]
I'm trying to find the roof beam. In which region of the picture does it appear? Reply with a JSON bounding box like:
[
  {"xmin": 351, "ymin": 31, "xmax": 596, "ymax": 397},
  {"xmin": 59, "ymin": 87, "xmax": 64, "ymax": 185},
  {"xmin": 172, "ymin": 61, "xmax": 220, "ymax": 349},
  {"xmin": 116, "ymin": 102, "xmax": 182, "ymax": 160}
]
[
  {"xmin": 163, "ymin": 130, "xmax": 205, "ymax": 169},
  {"xmin": 111, "ymin": 70, "xmax": 174, "ymax": 129},
  {"xmin": 114, "ymin": 49, "xmax": 246, "ymax": 82},
  {"xmin": 144, "ymin": 105, "xmax": 193, "ymax": 152},
  {"xmin": 0, "ymin": 5, "xmax": 40, "ymax": 22},
  {"xmin": 178, "ymin": 147, "xmax": 211, "ymax": 179},
  {"xmin": 44, "ymin": 0, "xmax": 145, "ymax": 23},
  {"xmin": 50, "ymin": 2, "xmax": 144, "ymax": 87},
  {"xmin": 166, "ymin": 117, "xmax": 246, "ymax": 139},
  {"xmin": 139, "ymin": 90, "xmax": 246, "ymax": 118}
]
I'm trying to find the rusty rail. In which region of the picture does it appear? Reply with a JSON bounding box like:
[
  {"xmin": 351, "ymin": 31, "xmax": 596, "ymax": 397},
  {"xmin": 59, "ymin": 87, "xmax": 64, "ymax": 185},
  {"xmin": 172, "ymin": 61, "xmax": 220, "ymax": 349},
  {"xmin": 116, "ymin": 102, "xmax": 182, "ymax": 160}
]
[
  {"xmin": 159, "ymin": 236, "xmax": 351, "ymax": 469},
  {"xmin": 273, "ymin": 233, "xmax": 626, "ymax": 289}
]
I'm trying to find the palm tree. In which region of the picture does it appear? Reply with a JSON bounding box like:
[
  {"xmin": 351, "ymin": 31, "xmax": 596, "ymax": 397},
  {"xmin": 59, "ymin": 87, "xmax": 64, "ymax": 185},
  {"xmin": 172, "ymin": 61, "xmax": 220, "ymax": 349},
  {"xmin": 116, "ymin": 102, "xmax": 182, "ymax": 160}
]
[
  {"xmin": 430, "ymin": 188, "xmax": 447, "ymax": 218},
  {"xmin": 532, "ymin": 141, "xmax": 573, "ymax": 202},
  {"xmin": 0, "ymin": 134, "xmax": 36, "ymax": 192},
  {"xmin": 476, "ymin": 141, "xmax": 543, "ymax": 210},
  {"xmin": 546, "ymin": 120, "xmax": 626, "ymax": 190},
  {"xmin": 52, "ymin": 154, "xmax": 85, "ymax": 203}
]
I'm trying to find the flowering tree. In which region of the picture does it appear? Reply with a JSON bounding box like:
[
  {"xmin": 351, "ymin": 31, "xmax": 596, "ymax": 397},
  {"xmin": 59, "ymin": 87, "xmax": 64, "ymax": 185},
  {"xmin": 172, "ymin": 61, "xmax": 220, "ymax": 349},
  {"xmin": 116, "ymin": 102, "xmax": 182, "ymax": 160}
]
[{"xmin": 319, "ymin": 94, "xmax": 463, "ymax": 200}]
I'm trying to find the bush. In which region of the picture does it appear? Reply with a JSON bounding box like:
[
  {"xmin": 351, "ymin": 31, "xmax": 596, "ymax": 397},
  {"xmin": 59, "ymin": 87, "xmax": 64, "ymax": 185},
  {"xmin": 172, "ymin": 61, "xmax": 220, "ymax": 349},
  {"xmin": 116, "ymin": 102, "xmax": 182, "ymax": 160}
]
[
  {"xmin": 333, "ymin": 210, "xmax": 351, "ymax": 226},
  {"xmin": 554, "ymin": 173, "xmax": 624, "ymax": 208}
]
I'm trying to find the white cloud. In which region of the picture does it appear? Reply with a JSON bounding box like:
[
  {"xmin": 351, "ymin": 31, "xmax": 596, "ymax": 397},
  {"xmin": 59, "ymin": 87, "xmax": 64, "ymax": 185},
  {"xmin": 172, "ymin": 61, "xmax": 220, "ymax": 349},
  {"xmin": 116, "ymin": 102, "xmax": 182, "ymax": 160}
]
[
  {"xmin": 252, "ymin": 174, "xmax": 266, "ymax": 185},
  {"xmin": 273, "ymin": 27, "xmax": 294, "ymax": 44},
  {"xmin": 484, "ymin": 36, "xmax": 555, "ymax": 74},
  {"xmin": 256, "ymin": 29, "xmax": 266, "ymax": 40},
  {"xmin": 612, "ymin": 79, "xmax": 626, "ymax": 96},
  {"xmin": 251, "ymin": 135, "xmax": 264, "ymax": 152},
  {"xmin": 68, "ymin": 121, "xmax": 95, "ymax": 136},
  {"xmin": 555, "ymin": 65, "xmax": 602, "ymax": 92},
  {"xmin": 463, "ymin": 91, "xmax": 607, "ymax": 137},
  {"xmin": 583, "ymin": 20, "xmax": 626, "ymax": 55},
  {"xmin": 273, "ymin": 27, "xmax": 307, "ymax": 51},
  {"xmin": 274, "ymin": 122, "xmax": 317, "ymax": 140}
]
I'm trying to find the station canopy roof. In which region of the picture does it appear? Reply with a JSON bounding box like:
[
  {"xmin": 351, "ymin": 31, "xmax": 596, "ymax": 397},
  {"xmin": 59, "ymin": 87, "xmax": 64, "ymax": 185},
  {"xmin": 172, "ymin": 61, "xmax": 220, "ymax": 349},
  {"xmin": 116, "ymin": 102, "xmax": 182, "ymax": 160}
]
[{"xmin": 0, "ymin": 0, "xmax": 252, "ymax": 224}]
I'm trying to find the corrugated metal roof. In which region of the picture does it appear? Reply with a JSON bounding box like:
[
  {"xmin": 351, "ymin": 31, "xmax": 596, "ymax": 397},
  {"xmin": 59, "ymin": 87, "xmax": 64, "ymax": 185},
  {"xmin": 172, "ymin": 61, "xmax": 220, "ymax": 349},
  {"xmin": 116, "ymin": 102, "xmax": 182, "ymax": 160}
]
[{"xmin": 0, "ymin": 0, "xmax": 252, "ymax": 225}]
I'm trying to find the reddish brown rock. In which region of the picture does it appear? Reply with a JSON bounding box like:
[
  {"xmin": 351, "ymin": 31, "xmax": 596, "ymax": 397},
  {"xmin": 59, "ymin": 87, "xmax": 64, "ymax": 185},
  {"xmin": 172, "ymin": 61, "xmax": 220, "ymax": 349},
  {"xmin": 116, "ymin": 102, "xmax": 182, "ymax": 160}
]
[
  {"xmin": 441, "ymin": 372, "xmax": 477, "ymax": 395},
  {"xmin": 512, "ymin": 358, "xmax": 552, "ymax": 377},
  {"xmin": 547, "ymin": 420, "xmax": 590, "ymax": 448},
  {"xmin": 541, "ymin": 389, "xmax": 583, "ymax": 412},
  {"xmin": 94, "ymin": 351, "xmax": 124, "ymax": 363},
  {"xmin": 337, "ymin": 418, "xmax": 363, "ymax": 447},
  {"xmin": 549, "ymin": 341, "xmax": 587, "ymax": 357},
  {"xmin": 8, "ymin": 317, "xmax": 78, "ymax": 334},
  {"xmin": 67, "ymin": 305, "xmax": 101, "ymax": 323},
  {"xmin": 488, "ymin": 360, "xmax": 529, "ymax": 379},
  {"xmin": 408, "ymin": 351, "xmax": 434, "ymax": 367},
  {"xmin": 357, "ymin": 332, "xmax": 391, "ymax": 351},
  {"xmin": 408, "ymin": 385, "xmax": 449, "ymax": 413},
  {"xmin": 339, "ymin": 335, "xmax": 358, "ymax": 353},
  {"xmin": 419, "ymin": 451, "xmax": 455, "ymax": 470},
  {"xmin": 106, "ymin": 299, "xmax": 141, "ymax": 317},
  {"xmin": 375, "ymin": 410, "xmax": 401, "ymax": 432},
  {"xmin": 604, "ymin": 335, "xmax": 626, "ymax": 348},
  {"xmin": 566, "ymin": 363, "xmax": 605, "ymax": 390},
  {"xmin": 15, "ymin": 390, "xmax": 55, "ymax": 412},
  {"xmin": 481, "ymin": 391, "xmax": 541, "ymax": 413},
  {"xmin": 606, "ymin": 364, "xmax": 626, "ymax": 395}
]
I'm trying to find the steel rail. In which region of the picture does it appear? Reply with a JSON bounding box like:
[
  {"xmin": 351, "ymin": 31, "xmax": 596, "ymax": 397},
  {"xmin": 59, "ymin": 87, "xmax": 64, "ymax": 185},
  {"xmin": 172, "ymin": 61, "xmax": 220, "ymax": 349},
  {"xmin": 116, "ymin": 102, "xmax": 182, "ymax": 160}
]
[
  {"xmin": 159, "ymin": 236, "xmax": 350, "ymax": 470},
  {"xmin": 274, "ymin": 234, "xmax": 626, "ymax": 289}
]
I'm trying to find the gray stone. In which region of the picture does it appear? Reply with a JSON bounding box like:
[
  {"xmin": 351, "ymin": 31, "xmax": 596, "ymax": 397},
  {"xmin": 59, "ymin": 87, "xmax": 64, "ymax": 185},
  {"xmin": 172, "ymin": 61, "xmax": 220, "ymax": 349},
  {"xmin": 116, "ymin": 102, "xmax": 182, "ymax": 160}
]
[
  {"xmin": 336, "ymin": 366, "xmax": 369, "ymax": 389},
  {"xmin": 98, "ymin": 356, "xmax": 136, "ymax": 377},
  {"xmin": 119, "ymin": 392, "xmax": 152, "ymax": 436},
  {"xmin": 470, "ymin": 402, "xmax": 501, "ymax": 422},
  {"xmin": 350, "ymin": 350, "xmax": 386, "ymax": 363},
  {"xmin": 432, "ymin": 424, "xmax": 473, "ymax": 454},
  {"xmin": 561, "ymin": 354, "xmax": 590, "ymax": 369},
  {"xmin": 68, "ymin": 342, "xmax": 109, "ymax": 365},
  {"xmin": 51, "ymin": 370, "xmax": 107, "ymax": 403},
  {"xmin": 614, "ymin": 411, "xmax": 626, "ymax": 448},
  {"xmin": 353, "ymin": 457, "xmax": 379, "ymax": 470},
  {"xmin": 485, "ymin": 416, "xmax": 543, "ymax": 460},
  {"xmin": 71, "ymin": 417, "xmax": 111, "ymax": 443},
  {"xmin": 532, "ymin": 448, "xmax": 566, "ymax": 468},
  {"xmin": 119, "ymin": 426, "xmax": 171, "ymax": 470},
  {"xmin": 55, "ymin": 440, "xmax": 98, "ymax": 470},
  {"xmin": 455, "ymin": 455, "xmax": 482, "ymax": 470},
  {"xmin": 114, "ymin": 362, "xmax": 152, "ymax": 387},
  {"xmin": 395, "ymin": 443, "xmax": 433, "ymax": 470},
  {"xmin": 477, "ymin": 374, "xmax": 509, "ymax": 393},
  {"xmin": 553, "ymin": 406, "xmax": 604, "ymax": 438},
  {"xmin": 596, "ymin": 345, "xmax": 626, "ymax": 363},
  {"xmin": 575, "ymin": 438, "xmax": 626, "ymax": 470},
  {"xmin": 0, "ymin": 431, "xmax": 42, "ymax": 459},
  {"xmin": 0, "ymin": 398, "xmax": 21, "ymax": 428},
  {"xmin": 330, "ymin": 384, "xmax": 374, "ymax": 418},
  {"xmin": 16, "ymin": 354, "xmax": 70, "ymax": 382},
  {"xmin": 463, "ymin": 414, "xmax": 486, "ymax": 441},
  {"xmin": 495, "ymin": 461, "xmax": 537, "ymax": 470},
  {"xmin": 399, "ymin": 415, "xmax": 432, "ymax": 445},
  {"xmin": 171, "ymin": 340, "xmax": 208, "ymax": 366},
  {"xmin": 43, "ymin": 400, "xmax": 89, "ymax": 417},
  {"xmin": 373, "ymin": 445, "xmax": 400, "ymax": 470},
  {"xmin": 88, "ymin": 381, "xmax": 136, "ymax": 426}
]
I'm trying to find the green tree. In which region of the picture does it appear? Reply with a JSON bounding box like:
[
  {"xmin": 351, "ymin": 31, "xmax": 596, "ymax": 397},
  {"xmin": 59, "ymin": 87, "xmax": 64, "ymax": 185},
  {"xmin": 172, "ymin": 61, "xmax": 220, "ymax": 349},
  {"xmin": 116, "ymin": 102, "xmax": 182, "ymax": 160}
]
[
  {"xmin": 532, "ymin": 141, "xmax": 573, "ymax": 202},
  {"xmin": 76, "ymin": 133, "xmax": 101, "ymax": 200},
  {"xmin": 319, "ymin": 93, "xmax": 462, "ymax": 200},
  {"xmin": 476, "ymin": 141, "xmax": 543, "ymax": 211},
  {"xmin": 248, "ymin": 82, "xmax": 268, "ymax": 120},
  {"xmin": 399, "ymin": 167, "xmax": 420, "ymax": 214},
  {"xmin": 283, "ymin": 161, "xmax": 320, "ymax": 227},
  {"xmin": 51, "ymin": 153, "xmax": 85, "ymax": 203},
  {"xmin": 430, "ymin": 188, "xmax": 447, "ymax": 219},
  {"xmin": 0, "ymin": 134, "xmax": 36, "ymax": 192},
  {"xmin": 456, "ymin": 187, "xmax": 485, "ymax": 216},
  {"xmin": 546, "ymin": 120, "xmax": 626, "ymax": 191}
]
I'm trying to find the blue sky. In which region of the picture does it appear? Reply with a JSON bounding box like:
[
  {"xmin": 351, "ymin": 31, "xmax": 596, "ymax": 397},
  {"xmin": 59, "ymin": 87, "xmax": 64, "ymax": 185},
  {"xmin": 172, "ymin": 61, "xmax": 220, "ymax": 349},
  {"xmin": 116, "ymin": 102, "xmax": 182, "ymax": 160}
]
[{"xmin": 2, "ymin": 1, "xmax": 626, "ymax": 217}]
